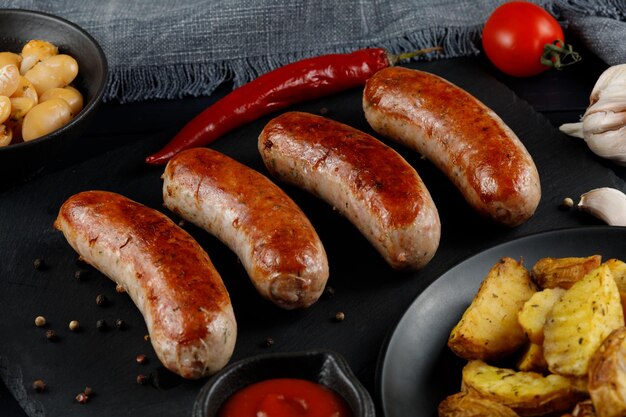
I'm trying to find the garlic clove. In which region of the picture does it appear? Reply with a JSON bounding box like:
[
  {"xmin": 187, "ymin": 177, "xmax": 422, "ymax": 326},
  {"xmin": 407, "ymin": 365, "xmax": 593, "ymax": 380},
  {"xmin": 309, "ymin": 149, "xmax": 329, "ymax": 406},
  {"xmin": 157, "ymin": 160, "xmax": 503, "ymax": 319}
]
[
  {"xmin": 583, "ymin": 111, "xmax": 626, "ymax": 135},
  {"xmin": 584, "ymin": 98, "xmax": 626, "ymax": 121},
  {"xmin": 585, "ymin": 127, "xmax": 626, "ymax": 166},
  {"xmin": 589, "ymin": 65, "xmax": 626, "ymax": 105},
  {"xmin": 559, "ymin": 122, "xmax": 584, "ymax": 139},
  {"xmin": 578, "ymin": 187, "xmax": 626, "ymax": 226}
]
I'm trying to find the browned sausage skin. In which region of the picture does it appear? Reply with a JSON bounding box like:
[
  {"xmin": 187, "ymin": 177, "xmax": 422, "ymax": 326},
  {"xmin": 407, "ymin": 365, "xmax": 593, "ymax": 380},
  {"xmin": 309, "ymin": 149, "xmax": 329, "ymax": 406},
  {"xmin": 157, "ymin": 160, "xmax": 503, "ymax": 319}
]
[
  {"xmin": 163, "ymin": 148, "xmax": 329, "ymax": 309},
  {"xmin": 363, "ymin": 67, "xmax": 541, "ymax": 226},
  {"xmin": 258, "ymin": 111, "xmax": 440, "ymax": 270},
  {"xmin": 54, "ymin": 191, "xmax": 236, "ymax": 379}
]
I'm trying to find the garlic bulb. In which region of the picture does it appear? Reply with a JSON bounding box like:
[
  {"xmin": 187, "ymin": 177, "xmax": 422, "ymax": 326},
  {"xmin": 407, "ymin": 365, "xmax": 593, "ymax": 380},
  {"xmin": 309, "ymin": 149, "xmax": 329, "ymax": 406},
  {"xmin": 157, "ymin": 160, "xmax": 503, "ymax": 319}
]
[
  {"xmin": 560, "ymin": 64, "xmax": 626, "ymax": 165},
  {"xmin": 578, "ymin": 187, "xmax": 626, "ymax": 226}
]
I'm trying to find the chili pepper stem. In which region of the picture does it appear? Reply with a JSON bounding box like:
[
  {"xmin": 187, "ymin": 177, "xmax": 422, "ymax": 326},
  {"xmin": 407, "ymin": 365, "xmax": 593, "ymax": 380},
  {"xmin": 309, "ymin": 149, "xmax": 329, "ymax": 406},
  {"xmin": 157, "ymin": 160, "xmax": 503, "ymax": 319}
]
[{"xmin": 388, "ymin": 46, "xmax": 444, "ymax": 66}]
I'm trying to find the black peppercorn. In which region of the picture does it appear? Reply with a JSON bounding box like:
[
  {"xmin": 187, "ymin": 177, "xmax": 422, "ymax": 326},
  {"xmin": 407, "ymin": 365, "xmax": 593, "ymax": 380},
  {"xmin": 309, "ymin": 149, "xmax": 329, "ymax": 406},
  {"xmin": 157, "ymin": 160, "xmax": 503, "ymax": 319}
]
[
  {"xmin": 74, "ymin": 269, "xmax": 87, "ymax": 280},
  {"xmin": 136, "ymin": 374, "xmax": 148, "ymax": 385},
  {"xmin": 115, "ymin": 319, "xmax": 126, "ymax": 330},
  {"xmin": 263, "ymin": 337, "xmax": 274, "ymax": 348},
  {"xmin": 323, "ymin": 285, "xmax": 335, "ymax": 299},
  {"xmin": 83, "ymin": 386, "xmax": 93, "ymax": 396},
  {"xmin": 95, "ymin": 294, "xmax": 108, "ymax": 306},
  {"xmin": 32, "ymin": 379, "xmax": 46, "ymax": 392},
  {"xmin": 45, "ymin": 329, "xmax": 57, "ymax": 341},
  {"xmin": 33, "ymin": 258, "xmax": 46, "ymax": 270},
  {"xmin": 96, "ymin": 319, "xmax": 108, "ymax": 331}
]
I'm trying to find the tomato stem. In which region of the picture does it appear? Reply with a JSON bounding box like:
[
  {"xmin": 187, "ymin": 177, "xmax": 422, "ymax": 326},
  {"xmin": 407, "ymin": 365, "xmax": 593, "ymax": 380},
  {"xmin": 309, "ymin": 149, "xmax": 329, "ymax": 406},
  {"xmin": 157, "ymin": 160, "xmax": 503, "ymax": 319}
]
[
  {"xmin": 540, "ymin": 41, "xmax": 581, "ymax": 70},
  {"xmin": 388, "ymin": 46, "xmax": 444, "ymax": 66}
]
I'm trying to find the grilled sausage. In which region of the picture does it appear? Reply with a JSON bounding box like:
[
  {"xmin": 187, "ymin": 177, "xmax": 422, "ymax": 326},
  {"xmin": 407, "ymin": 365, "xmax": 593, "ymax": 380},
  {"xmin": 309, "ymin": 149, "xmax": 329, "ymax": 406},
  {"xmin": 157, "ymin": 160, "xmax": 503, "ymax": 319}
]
[
  {"xmin": 163, "ymin": 148, "xmax": 329, "ymax": 309},
  {"xmin": 54, "ymin": 191, "xmax": 236, "ymax": 379},
  {"xmin": 363, "ymin": 66, "xmax": 541, "ymax": 226},
  {"xmin": 258, "ymin": 111, "xmax": 440, "ymax": 270}
]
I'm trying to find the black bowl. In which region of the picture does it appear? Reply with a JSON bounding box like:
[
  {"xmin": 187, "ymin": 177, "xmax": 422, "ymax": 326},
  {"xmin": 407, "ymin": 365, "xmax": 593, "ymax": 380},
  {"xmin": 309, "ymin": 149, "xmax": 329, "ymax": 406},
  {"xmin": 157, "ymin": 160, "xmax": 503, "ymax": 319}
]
[
  {"xmin": 0, "ymin": 8, "xmax": 108, "ymax": 187},
  {"xmin": 193, "ymin": 350, "xmax": 375, "ymax": 417}
]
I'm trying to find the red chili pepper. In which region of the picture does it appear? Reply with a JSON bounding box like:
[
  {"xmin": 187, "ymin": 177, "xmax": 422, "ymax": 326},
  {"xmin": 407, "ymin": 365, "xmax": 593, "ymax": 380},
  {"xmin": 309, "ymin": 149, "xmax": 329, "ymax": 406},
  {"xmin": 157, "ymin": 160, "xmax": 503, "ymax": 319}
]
[{"xmin": 145, "ymin": 46, "xmax": 441, "ymax": 165}]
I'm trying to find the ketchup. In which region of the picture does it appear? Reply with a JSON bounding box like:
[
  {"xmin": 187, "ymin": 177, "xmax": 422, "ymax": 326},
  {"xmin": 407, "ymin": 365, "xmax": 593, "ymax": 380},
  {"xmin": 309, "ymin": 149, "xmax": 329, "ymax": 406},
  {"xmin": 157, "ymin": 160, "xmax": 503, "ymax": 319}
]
[{"xmin": 218, "ymin": 378, "xmax": 353, "ymax": 417}]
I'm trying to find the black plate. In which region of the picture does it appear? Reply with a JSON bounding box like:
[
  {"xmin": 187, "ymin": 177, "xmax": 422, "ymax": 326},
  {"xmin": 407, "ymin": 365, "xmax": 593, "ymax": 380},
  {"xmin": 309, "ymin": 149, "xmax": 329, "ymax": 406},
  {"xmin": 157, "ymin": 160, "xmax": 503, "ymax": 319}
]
[{"xmin": 377, "ymin": 226, "xmax": 626, "ymax": 417}]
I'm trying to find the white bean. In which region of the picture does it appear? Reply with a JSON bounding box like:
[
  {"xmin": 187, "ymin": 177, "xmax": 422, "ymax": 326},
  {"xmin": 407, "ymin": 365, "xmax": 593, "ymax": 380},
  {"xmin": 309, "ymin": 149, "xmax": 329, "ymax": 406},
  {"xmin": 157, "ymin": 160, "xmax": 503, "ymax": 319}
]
[
  {"xmin": 40, "ymin": 86, "xmax": 83, "ymax": 115},
  {"xmin": 20, "ymin": 40, "xmax": 58, "ymax": 74},
  {"xmin": 10, "ymin": 97, "xmax": 35, "ymax": 121},
  {"xmin": 0, "ymin": 96, "xmax": 10, "ymax": 124},
  {"xmin": 0, "ymin": 64, "xmax": 20, "ymax": 97},
  {"xmin": 11, "ymin": 76, "xmax": 38, "ymax": 103},
  {"xmin": 0, "ymin": 124, "xmax": 12, "ymax": 147},
  {"xmin": 0, "ymin": 52, "xmax": 22, "ymax": 69},
  {"xmin": 25, "ymin": 55, "xmax": 78, "ymax": 95},
  {"xmin": 5, "ymin": 95, "xmax": 35, "ymax": 143},
  {"xmin": 22, "ymin": 98, "xmax": 72, "ymax": 141}
]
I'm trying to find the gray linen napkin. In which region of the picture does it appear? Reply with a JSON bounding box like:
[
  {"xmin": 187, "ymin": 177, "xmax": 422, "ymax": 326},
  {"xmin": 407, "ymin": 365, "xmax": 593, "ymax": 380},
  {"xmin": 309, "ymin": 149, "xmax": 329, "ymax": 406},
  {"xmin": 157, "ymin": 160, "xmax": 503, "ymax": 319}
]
[{"xmin": 0, "ymin": 0, "xmax": 624, "ymax": 103}]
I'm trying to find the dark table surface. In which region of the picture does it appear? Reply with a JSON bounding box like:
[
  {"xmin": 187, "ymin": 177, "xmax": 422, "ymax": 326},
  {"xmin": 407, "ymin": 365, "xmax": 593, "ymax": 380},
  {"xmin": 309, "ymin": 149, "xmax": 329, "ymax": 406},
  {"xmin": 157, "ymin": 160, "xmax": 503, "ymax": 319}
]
[{"xmin": 0, "ymin": 37, "xmax": 618, "ymax": 416}]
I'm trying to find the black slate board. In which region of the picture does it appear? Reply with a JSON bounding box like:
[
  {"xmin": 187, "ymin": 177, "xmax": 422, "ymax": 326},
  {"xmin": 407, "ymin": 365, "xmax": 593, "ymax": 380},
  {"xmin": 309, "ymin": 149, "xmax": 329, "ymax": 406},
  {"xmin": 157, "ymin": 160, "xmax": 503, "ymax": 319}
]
[{"xmin": 0, "ymin": 58, "xmax": 622, "ymax": 417}]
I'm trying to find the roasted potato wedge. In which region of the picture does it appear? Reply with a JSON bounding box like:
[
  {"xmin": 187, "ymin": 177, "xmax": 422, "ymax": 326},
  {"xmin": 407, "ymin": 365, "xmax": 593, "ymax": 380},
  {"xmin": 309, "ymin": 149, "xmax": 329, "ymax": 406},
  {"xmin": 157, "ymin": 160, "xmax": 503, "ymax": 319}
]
[
  {"xmin": 461, "ymin": 360, "xmax": 583, "ymax": 416},
  {"xmin": 517, "ymin": 342, "xmax": 549, "ymax": 373},
  {"xmin": 604, "ymin": 259, "xmax": 626, "ymax": 318},
  {"xmin": 544, "ymin": 264, "xmax": 624, "ymax": 377},
  {"xmin": 605, "ymin": 259, "xmax": 626, "ymax": 290},
  {"xmin": 588, "ymin": 326, "xmax": 626, "ymax": 417},
  {"xmin": 438, "ymin": 391, "xmax": 519, "ymax": 417},
  {"xmin": 518, "ymin": 288, "xmax": 566, "ymax": 344},
  {"xmin": 448, "ymin": 257, "xmax": 537, "ymax": 360},
  {"xmin": 531, "ymin": 255, "xmax": 601, "ymax": 290}
]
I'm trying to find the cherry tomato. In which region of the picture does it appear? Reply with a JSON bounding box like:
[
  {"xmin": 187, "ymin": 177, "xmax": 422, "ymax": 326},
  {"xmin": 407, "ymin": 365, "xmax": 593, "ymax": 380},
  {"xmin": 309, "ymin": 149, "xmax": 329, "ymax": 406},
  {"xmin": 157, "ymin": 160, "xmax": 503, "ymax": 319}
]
[{"xmin": 482, "ymin": 1, "xmax": 566, "ymax": 77}]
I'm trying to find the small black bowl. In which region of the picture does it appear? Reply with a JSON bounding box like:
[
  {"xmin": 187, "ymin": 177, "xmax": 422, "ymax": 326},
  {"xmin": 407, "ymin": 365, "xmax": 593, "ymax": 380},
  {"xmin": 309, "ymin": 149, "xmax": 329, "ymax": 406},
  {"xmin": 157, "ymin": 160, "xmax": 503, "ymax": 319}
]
[
  {"xmin": 193, "ymin": 350, "xmax": 375, "ymax": 417},
  {"xmin": 0, "ymin": 8, "xmax": 108, "ymax": 186}
]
